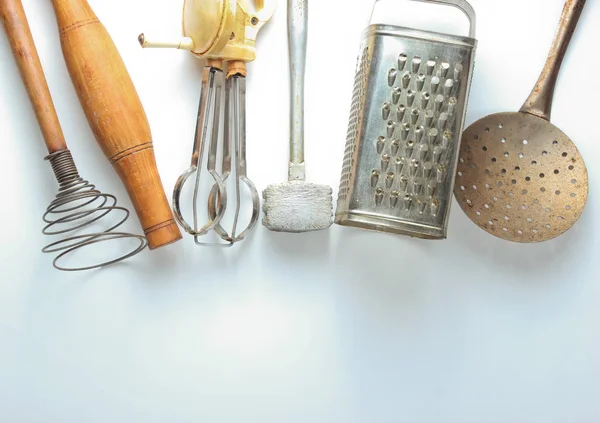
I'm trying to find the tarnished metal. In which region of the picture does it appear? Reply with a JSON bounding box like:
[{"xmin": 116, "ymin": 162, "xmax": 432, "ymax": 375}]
[
  {"xmin": 454, "ymin": 0, "xmax": 588, "ymax": 243},
  {"xmin": 336, "ymin": 0, "xmax": 477, "ymax": 239}
]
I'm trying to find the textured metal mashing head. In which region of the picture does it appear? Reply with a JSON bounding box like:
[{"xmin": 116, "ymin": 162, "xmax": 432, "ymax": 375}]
[{"xmin": 336, "ymin": 0, "xmax": 477, "ymax": 239}]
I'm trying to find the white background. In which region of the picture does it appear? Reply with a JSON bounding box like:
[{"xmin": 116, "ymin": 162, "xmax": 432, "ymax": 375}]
[{"xmin": 1, "ymin": 0, "xmax": 599, "ymax": 421}]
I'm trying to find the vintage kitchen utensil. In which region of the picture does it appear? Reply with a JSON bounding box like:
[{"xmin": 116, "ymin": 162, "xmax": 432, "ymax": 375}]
[
  {"xmin": 454, "ymin": 0, "xmax": 588, "ymax": 243},
  {"xmin": 336, "ymin": 0, "xmax": 477, "ymax": 239},
  {"xmin": 140, "ymin": 0, "xmax": 275, "ymax": 245},
  {"xmin": 1, "ymin": 0, "xmax": 147, "ymax": 271},
  {"xmin": 262, "ymin": 0, "xmax": 333, "ymax": 233},
  {"xmin": 51, "ymin": 0, "xmax": 182, "ymax": 250}
]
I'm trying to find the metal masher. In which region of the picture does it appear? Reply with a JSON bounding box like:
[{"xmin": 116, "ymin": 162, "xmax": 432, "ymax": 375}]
[
  {"xmin": 262, "ymin": 0, "xmax": 334, "ymax": 233},
  {"xmin": 139, "ymin": 0, "xmax": 275, "ymax": 246},
  {"xmin": 454, "ymin": 0, "xmax": 589, "ymax": 243},
  {"xmin": 335, "ymin": 0, "xmax": 477, "ymax": 239},
  {"xmin": 1, "ymin": 0, "xmax": 147, "ymax": 271}
]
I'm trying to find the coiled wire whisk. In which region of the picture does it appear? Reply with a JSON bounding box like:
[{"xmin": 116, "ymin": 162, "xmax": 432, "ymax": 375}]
[{"xmin": 41, "ymin": 150, "xmax": 147, "ymax": 271}]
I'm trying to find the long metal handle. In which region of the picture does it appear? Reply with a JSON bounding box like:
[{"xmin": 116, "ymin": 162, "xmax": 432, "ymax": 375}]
[
  {"xmin": 520, "ymin": 0, "xmax": 585, "ymax": 121},
  {"xmin": 288, "ymin": 0, "xmax": 307, "ymax": 181},
  {"xmin": 370, "ymin": 0, "xmax": 476, "ymax": 38}
]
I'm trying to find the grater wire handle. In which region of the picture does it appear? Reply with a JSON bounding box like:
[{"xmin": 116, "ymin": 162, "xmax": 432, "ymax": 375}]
[
  {"xmin": 370, "ymin": 0, "xmax": 476, "ymax": 38},
  {"xmin": 288, "ymin": 0, "xmax": 307, "ymax": 181}
]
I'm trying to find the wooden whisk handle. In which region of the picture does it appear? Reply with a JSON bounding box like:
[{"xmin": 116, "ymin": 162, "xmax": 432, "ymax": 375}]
[
  {"xmin": 0, "ymin": 0, "xmax": 67, "ymax": 154},
  {"xmin": 51, "ymin": 0, "xmax": 182, "ymax": 249}
]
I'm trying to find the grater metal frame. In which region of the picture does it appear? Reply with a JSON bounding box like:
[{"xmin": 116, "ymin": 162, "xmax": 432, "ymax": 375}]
[{"xmin": 336, "ymin": 0, "xmax": 477, "ymax": 239}]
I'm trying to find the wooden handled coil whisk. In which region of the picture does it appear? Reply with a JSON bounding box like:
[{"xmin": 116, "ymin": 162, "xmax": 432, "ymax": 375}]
[{"xmin": 1, "ymin": 0, "xmax": 147, "ymax": 271}]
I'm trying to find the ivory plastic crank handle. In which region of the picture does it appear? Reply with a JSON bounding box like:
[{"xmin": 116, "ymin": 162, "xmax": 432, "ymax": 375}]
[
  {"xmin": 51, "ymin": 0, "xmax": 181, "ymax": 249},
  {"xmin": 0, "ymin": 0, "xmax": 66, "ymax": 154}
]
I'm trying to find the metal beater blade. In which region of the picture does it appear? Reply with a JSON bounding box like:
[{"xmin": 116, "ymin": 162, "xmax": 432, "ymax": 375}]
[
  {"xmin": 172, "ymin": 61, "xmax": 228, "ymax": 245},
  {"xmin": 209, "ymin": 66, "xmax": 260, "ymax": 245}
]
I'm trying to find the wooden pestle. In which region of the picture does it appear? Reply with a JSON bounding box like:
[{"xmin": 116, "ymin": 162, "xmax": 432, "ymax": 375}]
[
  {"xmin": 1, "ymin": 0, "xmax": 67, "ymax": 155},
  {"xmin": 51, "ymin": 0, "xmax": 181, "ymax": 249}
]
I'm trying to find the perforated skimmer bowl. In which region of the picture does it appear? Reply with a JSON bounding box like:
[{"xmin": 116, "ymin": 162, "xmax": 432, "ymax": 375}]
[{"xmin": 454, "ymin": 0, "xmax": 589, "ymax": 243}]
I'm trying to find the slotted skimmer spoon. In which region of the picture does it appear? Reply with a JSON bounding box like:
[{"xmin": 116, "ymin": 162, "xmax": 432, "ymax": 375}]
[{"xmin": 454, "ymin": 0, "xmax": 588, "ymax": 243}]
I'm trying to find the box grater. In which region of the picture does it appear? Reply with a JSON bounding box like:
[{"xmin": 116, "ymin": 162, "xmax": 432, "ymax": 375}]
[{"xmin": 335, "ymin": 0, "xmax": 477, "ymax": 239}]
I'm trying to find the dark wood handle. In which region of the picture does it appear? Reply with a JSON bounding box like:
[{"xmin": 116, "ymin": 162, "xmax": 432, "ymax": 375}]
[
  {"xmin": 0, "ymin": 0, "xmax": 67, "ymax": 154},
  {"xmin": 51, "ymin": 0, "xmax": 182, "ymax": 249}
]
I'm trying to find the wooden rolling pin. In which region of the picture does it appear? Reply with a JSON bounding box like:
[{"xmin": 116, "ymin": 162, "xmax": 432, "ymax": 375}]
[{"xmin": 51, "ymin": 0, "xmax": 181, "ymax": 249}]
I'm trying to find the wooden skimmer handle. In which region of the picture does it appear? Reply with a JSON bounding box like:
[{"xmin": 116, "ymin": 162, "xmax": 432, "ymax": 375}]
[
  {"xmin": 51, "ymin": 0, "xmax": 181, "ymax": 249},
  {"xmin": 0, "ymin": 0, "xmax": 67, "ymax": 154}
]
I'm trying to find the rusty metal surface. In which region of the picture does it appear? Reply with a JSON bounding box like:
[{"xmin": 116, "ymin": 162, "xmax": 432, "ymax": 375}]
[
  {"xmin": 454, "ymin": 0, "xmax": 589, "ymax": 243},
  {"xmin": 519, "ymin": 0, "xmax": 586, "ymax": 121},
  {"xmin": 455, "ymin": 112, "xmax": 588, "ymax": 242}
]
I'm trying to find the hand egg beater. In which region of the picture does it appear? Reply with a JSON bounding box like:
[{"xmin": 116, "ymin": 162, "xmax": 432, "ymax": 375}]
[{"xmin": 139, "ymin": 0, "xmax": 276, "ymax": 246}]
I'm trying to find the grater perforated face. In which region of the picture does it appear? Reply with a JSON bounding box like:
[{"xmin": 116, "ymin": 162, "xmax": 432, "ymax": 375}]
[
  {"xmin": 339, "ymin": 46, "xmax": 370, "ymax": 203},
  {"xmin": 336, "ymin": 25, "xmax": 477, "ymax": 239}
]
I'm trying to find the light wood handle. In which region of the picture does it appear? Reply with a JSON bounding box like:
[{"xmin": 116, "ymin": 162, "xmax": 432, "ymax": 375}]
[
  {"xmin": 51, "ymin": 0, "xmax": 181, "ymax": 249},
  {"xmin": 0, "ymin": 0, "xmax": 67, "ymax": 154}
]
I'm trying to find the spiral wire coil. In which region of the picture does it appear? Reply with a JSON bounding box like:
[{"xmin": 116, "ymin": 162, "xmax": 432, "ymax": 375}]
[{"xmin": 41, "ymin": 150, "xmax": 147, "ymax": 271}]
